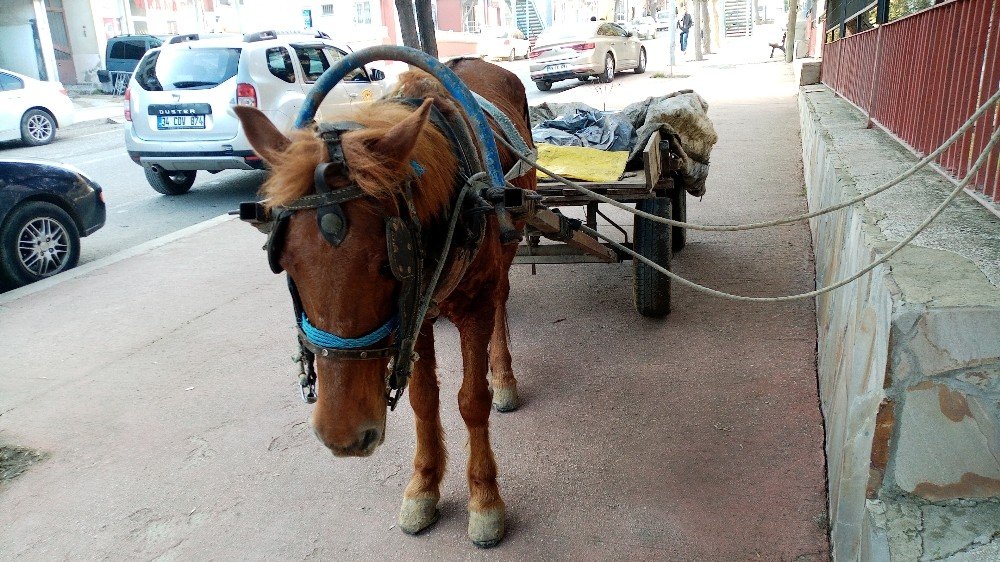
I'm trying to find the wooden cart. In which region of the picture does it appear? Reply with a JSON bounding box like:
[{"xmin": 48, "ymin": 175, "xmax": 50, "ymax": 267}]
[{"xmin": 511, "ymin": 130, "xmax": 690, "ymax": 317}]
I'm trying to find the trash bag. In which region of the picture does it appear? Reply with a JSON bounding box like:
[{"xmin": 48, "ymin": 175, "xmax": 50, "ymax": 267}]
[{"xmin": 531, "ymin": 108, "xmax": 636, "ymax": 152}]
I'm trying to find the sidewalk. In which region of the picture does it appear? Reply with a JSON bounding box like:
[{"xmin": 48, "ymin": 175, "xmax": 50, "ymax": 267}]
[
  {"xmin": 68, "ymin": 93, "xmax": 123, "ymax": 127},
  {"xmin": 0, "ymin": 38, "xmax": 830, "ymax": 559}
]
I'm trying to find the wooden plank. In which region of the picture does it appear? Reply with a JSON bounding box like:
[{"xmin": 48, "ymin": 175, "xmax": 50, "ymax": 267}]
[
  {"xmin": 514, "ymin": 243, "xmax": 625, "ymax": 264},
  {"xmin": 522, "ymin": 207, "xmax": 617, "ymax": 263},
  {"xmin": 642, "ymin": 129, "xmax": 663, "ymax": 188}
]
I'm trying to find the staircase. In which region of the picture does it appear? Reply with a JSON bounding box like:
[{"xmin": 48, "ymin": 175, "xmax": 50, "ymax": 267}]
[
  {"xmin": 508, "ymin": 0, "xmax": 545, "ymax": 44},
  {"xmin": 723, "ymin": 0, "xmax": 753, "ymax": 37}
]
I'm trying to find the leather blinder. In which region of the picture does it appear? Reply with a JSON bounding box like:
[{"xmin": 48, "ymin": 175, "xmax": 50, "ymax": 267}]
[
  {"xmin": 316, "ymin": 204, "xmax": 348, "ymax": 246},
  {"xmin": 266, "ymin": 212, "xmax": 290, "ymax": 274},
  {"xmin": 385, "ymin": 217, "xmax": 416, "ymax": 280}
]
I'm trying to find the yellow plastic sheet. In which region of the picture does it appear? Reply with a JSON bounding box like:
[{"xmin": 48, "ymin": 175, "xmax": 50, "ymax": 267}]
[{"xmin": 535, "ymin": 143, "xmax": 629, "ymax": 183}]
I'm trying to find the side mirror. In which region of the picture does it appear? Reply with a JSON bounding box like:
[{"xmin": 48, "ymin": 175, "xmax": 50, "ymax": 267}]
[{"xmin": 370, "ymin": 68, "xmax": 385, "ymax": 81}]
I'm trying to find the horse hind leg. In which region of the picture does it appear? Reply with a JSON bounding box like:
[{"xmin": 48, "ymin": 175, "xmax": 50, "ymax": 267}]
[
  {"xmin": 489, "ymin": 283, "xmax": 520, "ymax": 413},
  {"xmin": 398, "ymin": 326, "xmax": 446, "ymax": 535}
]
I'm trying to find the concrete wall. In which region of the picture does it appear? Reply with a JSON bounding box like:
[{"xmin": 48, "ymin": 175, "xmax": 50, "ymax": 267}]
[
  {"xmin": 0, "ymin": 0, "xmax": 44, "ymax": 79},
  {"xmin": 799, "ymin": 86, "xmax": 1000, "ymax": 560}
]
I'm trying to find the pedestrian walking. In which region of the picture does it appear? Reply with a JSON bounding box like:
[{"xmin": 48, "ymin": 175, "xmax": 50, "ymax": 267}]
[{"xmin": 678, "ymin": 5, "xmax": 693, "ymax": 53}]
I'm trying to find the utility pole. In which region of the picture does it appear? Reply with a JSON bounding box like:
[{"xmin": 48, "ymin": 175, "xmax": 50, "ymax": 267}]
[
  {"xmin": 668, "ymin": 0, "xmax": 676, "ymax": 72},
  {"xmin": 784, "ymin": 0, "xmax": 798, "ymax": 63},
  {"xmin": 394, "ymin": 0, "xmax": 421, "ymax": 50},
  {"xmin": 693, "ymin": 0, "xmax": 703, "ymax": 61}
]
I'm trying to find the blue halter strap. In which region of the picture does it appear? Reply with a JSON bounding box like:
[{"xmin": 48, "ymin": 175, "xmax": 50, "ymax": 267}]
[{"xmin": 300, "ymin": 313, "xmax": 400, "ymax": 350}]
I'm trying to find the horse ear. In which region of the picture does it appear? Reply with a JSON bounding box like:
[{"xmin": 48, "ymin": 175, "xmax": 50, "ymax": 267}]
[
  {"xmin": 373, "ymin": 98, "xmax": 434, "ymax": 169},
  {"xmin": 233, "ymin": 106, "xmax": 290, "ymax": 164}
]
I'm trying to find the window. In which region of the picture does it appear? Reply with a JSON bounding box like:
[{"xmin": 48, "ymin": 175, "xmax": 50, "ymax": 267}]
[
  {"xmin": 293, "ymin": 45, "xmax": 329, "ymax": 83},
  {"xmin": 135, "ymin": 47, "xmax": 242, "ymax": 91},
  {"xmin": 266, "ymin": 47, "xmax": 295, "ymax": 83},
  {"xmin": 321, "ymin": 4, "xmax": 334, "ymax": 16},
  {"xmin": 0, "ymin": 73, "xmax": 25, "ymax": 91},
  {"xmin": 354, "ymin": 1, "xmax": 371, "ymax": 24},
  {"xmin": 110, "ymin": 40, "xmax": 147, "ymax": 60},
  {"xmin": 322, "ymin": 46, "xmax": 367, "ymax": 81}
]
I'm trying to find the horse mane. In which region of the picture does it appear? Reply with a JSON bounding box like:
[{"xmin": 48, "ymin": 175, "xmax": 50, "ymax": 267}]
[{"xmin": 260, "ymin": 98, "xmax": 458, "ymax": 223}]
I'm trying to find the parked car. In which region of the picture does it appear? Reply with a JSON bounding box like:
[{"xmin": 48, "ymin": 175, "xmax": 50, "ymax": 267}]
[
  {"xmin": 0, "ymin": 69, "xmax": 75, "ymax": 146},
  {"xmin": 656, "ymin": 12, "xmax": 672, "ymax": 32},
  {"xmin": 630, "ymin": 16, "xmax": 658, "ymax": 39},
  {"xmin": 98, "ymin": 34, "xmax": 165, "ymax": 93},
  {"xmin": 125, "ymin": 29, "xmax": 388, "ymax": 195},
  {"xmin": 477, "ymin": 27, "xmax": 531, "ymax": 60},
  {"xmin": 0, "ymin": 158, "xmax": 106, "ymax": 290},
  {"xmin": 528, "ymin": 22, "xmax": 646, "ymax": 91}
]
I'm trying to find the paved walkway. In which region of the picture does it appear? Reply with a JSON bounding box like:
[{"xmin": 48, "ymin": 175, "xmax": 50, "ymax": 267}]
[{"xmin": 0, "ymin": 36, "xmax": 830, "ymax": 560}]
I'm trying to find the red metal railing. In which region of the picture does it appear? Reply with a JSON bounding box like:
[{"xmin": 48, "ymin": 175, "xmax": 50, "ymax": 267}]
[{"xmin": 822, "ymin": 0, "xmax": 1000, "ymax": 202}]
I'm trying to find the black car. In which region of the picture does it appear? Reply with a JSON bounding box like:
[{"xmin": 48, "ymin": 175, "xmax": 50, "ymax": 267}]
[{"xmin": 0, "ymin": 159, "xmax": 106, "ymax": 290}]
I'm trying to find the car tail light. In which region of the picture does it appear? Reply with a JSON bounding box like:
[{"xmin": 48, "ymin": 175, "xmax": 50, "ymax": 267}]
[
  {"xmin": 569, "ymin": 43, "xmax": 596, "ymax": 51},
  {"xmin": 124, "ymin": 87, "xmax": 132, "ymax": 121},
  {"xmin": 237, "ymin": 83, "xmax": 257, "ymax": 107},
  {"xmin": 528, "ymin": 49, "xmax": 546, "ymax": 59}
]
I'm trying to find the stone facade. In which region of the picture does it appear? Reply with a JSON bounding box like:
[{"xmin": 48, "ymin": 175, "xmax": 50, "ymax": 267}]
[{"xmin": 799, "ymin": 86, "xmax": 1000, "ymax": 560}]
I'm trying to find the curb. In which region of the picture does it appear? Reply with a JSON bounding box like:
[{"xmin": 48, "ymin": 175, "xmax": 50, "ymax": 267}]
[{"xmin": 0, "ymin": 213, "xmax": 237, "ymax": 306}]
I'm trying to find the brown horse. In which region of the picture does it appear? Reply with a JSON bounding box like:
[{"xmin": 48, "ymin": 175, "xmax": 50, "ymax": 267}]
[{"xmin": 233, "ymin": 58, "xmax": 535, "ymax": 547}]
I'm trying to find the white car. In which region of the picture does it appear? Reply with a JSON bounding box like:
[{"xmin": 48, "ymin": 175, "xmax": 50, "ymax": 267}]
[
  {"xmin": 631, "ymin": 17, "xmax": 657, "ymax": 39},
  {"xmin": 0, "ymin": 69, "xmax": 75, "ymax": 146},
  {"xmin": 125, "ymin": 30, "xmax": 388, "ymax": 195},
  {"xmin": 477, "ymin": 28, "xmax": 531, "ymax": 61}
]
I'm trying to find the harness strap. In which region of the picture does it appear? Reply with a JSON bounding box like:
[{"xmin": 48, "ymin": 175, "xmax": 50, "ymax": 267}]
[
  {"xmin": 472, "ymin": 92, "xmax": 537, "ymax": 180},
  {"xmin": 274, "ymin": 186, "xmax": 366, "ymax": 211}
]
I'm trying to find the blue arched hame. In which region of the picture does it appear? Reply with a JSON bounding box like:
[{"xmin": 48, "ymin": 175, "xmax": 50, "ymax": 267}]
[{"xmin": 293, "ymin": 45, "xmax": 506, "ymax": 190}]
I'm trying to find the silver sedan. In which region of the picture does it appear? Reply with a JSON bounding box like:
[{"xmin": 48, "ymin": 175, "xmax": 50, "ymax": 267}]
[{"xmin": 528, "ymin": 22, "xmax": 647, "ymax": 91}]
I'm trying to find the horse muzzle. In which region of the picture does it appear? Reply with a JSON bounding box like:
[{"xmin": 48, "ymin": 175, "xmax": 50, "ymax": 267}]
[{"xmin": 313, "ymin": 423, "xmax": 385, "ymax": 458}]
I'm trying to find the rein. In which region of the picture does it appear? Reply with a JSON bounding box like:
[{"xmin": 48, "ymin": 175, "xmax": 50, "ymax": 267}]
[{"xmin": 246, "ymin": 103, "xmax": 491, "ymax": 410}]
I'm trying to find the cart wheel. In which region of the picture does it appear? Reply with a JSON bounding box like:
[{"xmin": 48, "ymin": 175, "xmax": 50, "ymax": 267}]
[
  {"xmin": 633, "ymin": 196, "xmax": 672, "ymax": 317},
  {"xmin": 670, "ymin": 186, "xmax": 687, "ymax": 252}
]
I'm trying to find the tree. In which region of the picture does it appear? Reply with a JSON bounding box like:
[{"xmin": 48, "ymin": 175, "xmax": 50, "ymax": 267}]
[{"xmin": 394, "ymin": 0, "xmax": 438, "ymax": 57}]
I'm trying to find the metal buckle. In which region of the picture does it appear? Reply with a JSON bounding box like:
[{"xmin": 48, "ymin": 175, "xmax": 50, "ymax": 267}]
[{"xmin": 295, "ymin": 352, "xmax": 317, "ymax": 404}]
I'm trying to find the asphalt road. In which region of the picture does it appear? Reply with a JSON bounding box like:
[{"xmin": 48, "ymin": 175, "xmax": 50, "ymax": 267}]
[
  {"xmin": 0, "ymin": 37, "xmax": 664, "ymax": 273},
  {"xmin": 0, "ymin": 122, "xmax": 265, "ymax": 269}
]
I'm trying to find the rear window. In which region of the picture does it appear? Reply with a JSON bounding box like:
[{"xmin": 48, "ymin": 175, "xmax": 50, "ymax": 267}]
[
  {"xmin": 536, "ymin": 24, "xmax": 599, "ymax": 45},
  {"xmin": 135, "ymin": 47, "xmax": 241, "ymax": 91},
  {"xmin": 110, "ymin": 40, "xmax": 147, "ymax": 60},
  {"xmin": 0, "ymin": 73, "xmax": 24, "ymax": 91}
]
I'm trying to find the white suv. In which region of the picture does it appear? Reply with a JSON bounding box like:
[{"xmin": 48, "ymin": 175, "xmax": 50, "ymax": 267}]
[{"xmin": 124, "ymin": 30, "xmax": 387, "ymax": 194}]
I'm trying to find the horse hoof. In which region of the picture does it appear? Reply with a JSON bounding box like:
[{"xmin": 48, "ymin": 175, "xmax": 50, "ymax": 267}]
[
  {"xmin": 468, "ymin": 507, "xmax": 505, "ymax": 548},
  {"xmin": 492, "ymin": 384, "xmax": 520, "ymax": 413},
  {"xmin": 399, "ymin": 497, "xmax": 440, "ymax": 535}
]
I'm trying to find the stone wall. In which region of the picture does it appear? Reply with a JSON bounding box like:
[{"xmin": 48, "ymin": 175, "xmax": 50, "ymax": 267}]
[{"xmin": 799, "ymin": 85, "xmax": 1000, "ymax": 561}]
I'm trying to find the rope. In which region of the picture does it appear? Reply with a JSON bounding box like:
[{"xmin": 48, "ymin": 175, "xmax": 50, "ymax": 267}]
[
  {"xmin": 494, "ymin": 86, "xmax": 1000, "ymax": 232},
  {"xmin": 578, "ymin": 126, "xmax": 1000, "ymax": 302}
]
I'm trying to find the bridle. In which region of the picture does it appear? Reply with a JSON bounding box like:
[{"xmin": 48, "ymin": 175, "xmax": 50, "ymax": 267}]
[{"xmin": 241, "ymin": 101, "xmax": 487, "ymax": 410}]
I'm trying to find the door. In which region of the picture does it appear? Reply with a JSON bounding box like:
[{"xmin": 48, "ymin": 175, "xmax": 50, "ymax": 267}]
[
  {"xmin": 0, "ymin": 73, "xmax": 27, "ymax": 140},
  {"xmin": 321, "ymin": 46, "xmax": 379, "ymax": 105},
  {"xmin": 610, "ymin": 23, "xmax": 637, "ymax": 67},
  {"xmin": 45, "ymin": 0, "xmax": 76, "ymax": 84}
]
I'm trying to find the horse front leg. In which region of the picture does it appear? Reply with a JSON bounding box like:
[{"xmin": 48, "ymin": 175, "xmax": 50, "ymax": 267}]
[
  {"xmin": 398, "ymin": 323, "xmax": 446, "ymax": 535},
  {"xmin": 489, "ymin": 278, "xmax": 519, "ymax": 412},
  {"xmin": 457, "ymin": 305, "xmax": 506, "ymax": 548}
]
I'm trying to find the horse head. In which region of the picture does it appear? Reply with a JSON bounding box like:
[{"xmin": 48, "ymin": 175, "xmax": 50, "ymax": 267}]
[{"xmin": 234, "ymin": 99, "xmax": 456, "ymax": 457}]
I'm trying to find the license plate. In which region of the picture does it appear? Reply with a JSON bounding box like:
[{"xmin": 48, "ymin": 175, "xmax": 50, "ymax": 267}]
[
  {"xmin": 157, "ymin": 115, "xmax": 206, "ymax": 130},
  {"xmin": 546, "ymin": 64, "xmax": 568, "ymax": 72}
]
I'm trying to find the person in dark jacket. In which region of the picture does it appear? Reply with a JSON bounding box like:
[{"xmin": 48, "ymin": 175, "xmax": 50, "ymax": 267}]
[{"xmin": 678, "ymin": 6, "xmax": 693, "ymax": 53}]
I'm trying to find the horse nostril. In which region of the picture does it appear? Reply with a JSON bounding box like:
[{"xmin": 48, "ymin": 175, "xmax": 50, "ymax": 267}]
[{"xmin": 359, "ymin": 428, "xmax": 380, "ymax": 450}]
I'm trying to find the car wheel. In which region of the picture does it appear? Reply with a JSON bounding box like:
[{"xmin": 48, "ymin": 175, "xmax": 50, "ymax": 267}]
[
  {"xmin": 145, "ymin": 167, "xmax": 196, "ymax": 195},
  {"xmin": 599, "ymin": 53, "xmax": 615, "ymax": 83},
  {"xmin": 20, "ymin": 109, "xmax": 56, "ymax": 146},
  {"xmin": 0, "ymin": 201, "xmax": 80, "ymax": 289},
  {"xmin": 635, "ymin": 48, "xmax": 647, "ymax": 74},
  {"xmin": 534, "ymin": 80, "xmax": 552, "ymax": 91}
]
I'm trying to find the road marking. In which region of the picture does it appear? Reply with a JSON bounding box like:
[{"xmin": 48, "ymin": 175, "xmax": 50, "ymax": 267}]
[{"xmin": 70, "ymin": 128, "xmax": 122, "ymax": 140}]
